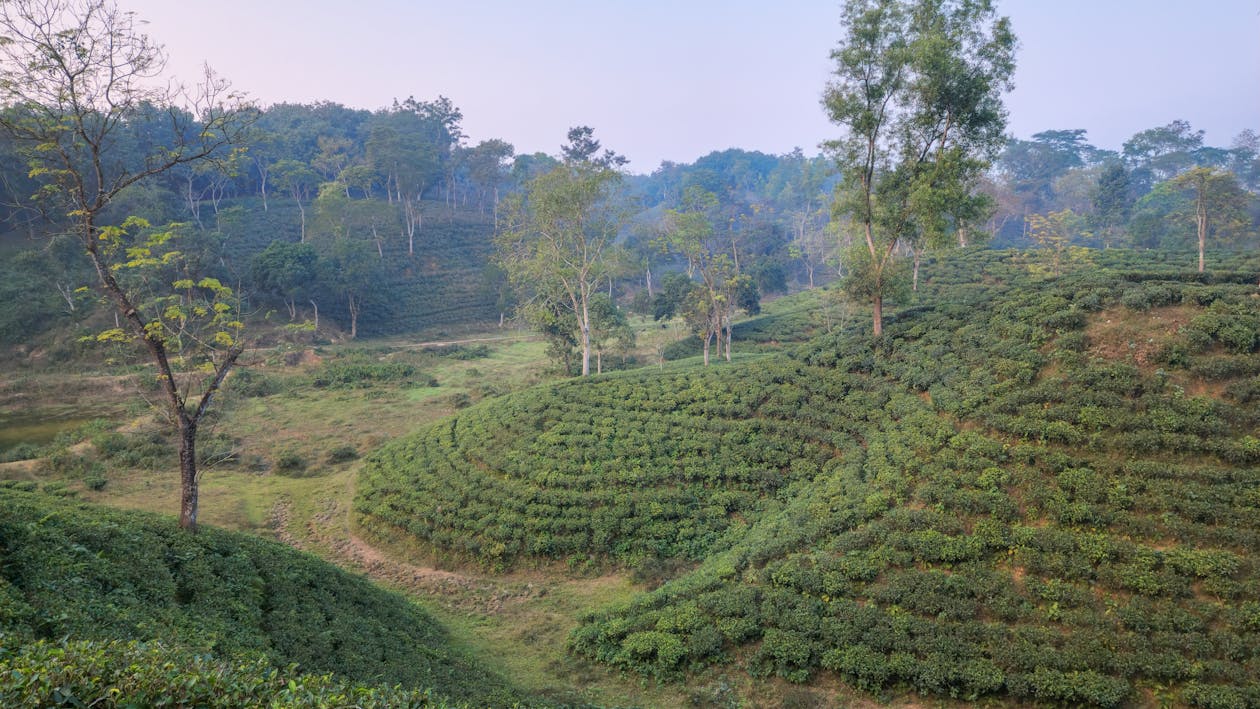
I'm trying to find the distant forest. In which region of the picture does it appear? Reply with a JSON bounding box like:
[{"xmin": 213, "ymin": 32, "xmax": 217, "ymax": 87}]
[{"xmin": 1, "ymin": 95, "xmax": 1256, "ymax": 346}]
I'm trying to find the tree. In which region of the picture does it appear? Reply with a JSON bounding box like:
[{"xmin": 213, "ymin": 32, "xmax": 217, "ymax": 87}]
[
  {"xmin": 251, "ymin": 241, "xmax": 319, "ymax": 320},
  {"xmin": 463, "ymin": 138, "xmax": 514, "ymax": 219},
  {"xmin": 1092, "ymin": 161, "xmax": 1132, "ymax": 248},
  {"xmin": 0, "ymin": 0, "xmax": 249, "ymax": 531},
  {"xmin": 1166, "ymin": 167, "xmax": 1250, "ymax": 273},
  {"xmin": 657, "ymin": 187, "xmax": 745, "ymax": 364},
  {"xmin": 587, "ymin": 293, "xmax": 634, "ymax": 375},
  {"xmin": 270, "ymin": 159, "xmax": 319, "ymax": 242},
  {"xmin": 1122, "ymin": 120, "xmax": 1204, "ymax": 193},
  {"xmin": 495, "ymin": 129, "xmax": 626, "ymax": 376},
  {"xmin": 1026, "ymin": 209, "xmax": 1089, "ymax": 277},
  {"xmin": 318, "ymin": 236, "xmax": 381, "ymax": 339},
  {"xmin": 824, "ymin": 0, "xmax": 1014, "ymax": 336}
]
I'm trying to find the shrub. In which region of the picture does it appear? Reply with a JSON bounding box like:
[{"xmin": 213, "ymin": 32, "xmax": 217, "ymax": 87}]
[
  {"xmin": 0, "ymin": 442, "xmax": 41, "ymax": 463},
  {"xmin": 325, "ymin": 445, "xmax": 359, "ymax": 464},
  {"xmin": 273, "ymin": 450, "xmax": 308, "ymax": 475}
]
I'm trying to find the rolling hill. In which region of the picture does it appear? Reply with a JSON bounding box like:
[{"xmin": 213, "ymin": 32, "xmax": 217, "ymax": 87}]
[{"xmin": 358, "ymin": 249, "xmax": 1260, "ymax": 706}]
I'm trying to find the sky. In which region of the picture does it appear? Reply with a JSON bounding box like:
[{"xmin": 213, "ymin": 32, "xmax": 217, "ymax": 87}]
[{"xmin": 126, "ymin": 0, "xmax": 1259, "ymax": 173}]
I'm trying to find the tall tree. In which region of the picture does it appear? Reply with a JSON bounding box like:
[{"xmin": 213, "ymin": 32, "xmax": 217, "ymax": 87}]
[
  {"xmin": 823, "ymin": 0, "xmax": 1014, "ymax": 335},
  {"xmin": 657, "ymin": 186, "xmax": 745, "ymax": 365},
  {"xmin": 495, "ymin": 128, "xmax": 626, "ymax": 376},
  {"xmin": 1122, "ymin": 119, "xmax": 1204, "ymax": 193},
  {"xmin": 270, "ymin": 159, "xmax": 319, "ymax": 241},
  {"xmin": 1092, "ymin": 161, "xmax": 1132, "ymax": 248},
  {"xmin": 1166, "ymin": 167, "xmax": 1250, "ymax": 273},
  {"xmin": 0, "ymin": 0, "xmax": 250, "ymax": 531}
]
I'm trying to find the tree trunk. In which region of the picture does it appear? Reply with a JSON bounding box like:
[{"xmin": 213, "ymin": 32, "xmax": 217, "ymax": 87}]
[
  {"xmin": 348, "ymin": 293, "xmax": 359, "ymax": 339},
  {"xmin": 178, "ymin": 417, "xmax": 198, "ymax": 531},
  {"xmin": 645, "ymin": 265, "xmax": 654, "ymax": 298},
  {"xmin": 702, "ymin": 330, "xmax": 711, "ymax": 366},
  {"xmin": 296, "ymin": 198, "xmax": 306, "ymax": 242},
  {"xmin": 872, "ymin": 294, "xmax": 883, "ymax": 337},
  {"xmin": 1197, "ymin": 193, "xmax": 1207, "ymax": 273},
  {"xmin": 256, "ymin": 165, "xmax": 269, "ymax": 211},
  {"xmin": 580, "ymin": 296, "xmax": 591, "ymax": 376},
  {"xmin": 912, "ymin": 248, "xmax": 921, "ymax": 292},
  {"xmin": 310, "ymin": 299, "xmax": 319, "ymax": 330}
]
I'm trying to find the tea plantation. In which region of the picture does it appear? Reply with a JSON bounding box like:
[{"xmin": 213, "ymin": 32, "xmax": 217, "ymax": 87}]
[
  {"xmin": 358, "ymin": 250, "xmax": 1260, "ymax": 706},
  {"xmin": 0, "ymin": 486, "xmax": 521, "ymax": 707}
]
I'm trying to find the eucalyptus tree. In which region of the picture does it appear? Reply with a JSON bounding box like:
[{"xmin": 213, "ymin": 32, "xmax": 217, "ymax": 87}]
[
  {"xmin": 0, "ymin": 0, "xmax": 251, "ymax": 530},
  {"xmin": 1166, "ymin": 167, "xmax": 1250, "ymax": 273},
  {"xmin": 657, "ymin": 186, "xmax": 747, "ymax": 365},
  {"xmin": 495, "ymin": 128, "xmax": 626, "ymax": 376},
  {"xmin": 823, "ymin": 0, "xmax": 1015, "ymax": 336}
]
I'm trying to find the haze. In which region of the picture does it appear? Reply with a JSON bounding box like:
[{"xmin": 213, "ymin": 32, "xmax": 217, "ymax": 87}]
[{"xmin": 125, "ymin": 1, "xmax": 1258, "ymax": 170}]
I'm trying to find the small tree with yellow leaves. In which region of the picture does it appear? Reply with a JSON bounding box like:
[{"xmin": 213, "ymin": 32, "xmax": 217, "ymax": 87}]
[
  {"xmin": 85, "ymin": 218, "xmax": 245, "ymax": 530},
  {"xmin": 1026, "ymin": 209, "xmax": 1091, "ymax": 277},
  {"xmin": 0, "ymin": 0, "xmax": 251, "ymax": 530}
]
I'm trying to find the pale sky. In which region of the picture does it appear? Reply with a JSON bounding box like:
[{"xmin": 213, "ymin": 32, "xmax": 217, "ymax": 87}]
[{"xmin": 127, "ymin": 0, "xmax": 1259, "ymax": 172}]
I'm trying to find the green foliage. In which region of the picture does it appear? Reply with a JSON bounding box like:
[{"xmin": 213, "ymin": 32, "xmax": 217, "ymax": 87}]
[
  {"xmin": 458, "ymin": 249, "xmax": 1260, "ymax": 704},
  {"xmin": 0, "ymin": 639, "xmax": 462, "ymax": 708},
  {"xmin": 311, "ymin": 354, "xmax": 434, "ymax": 388},
  {"xmin": 0, "ymin": 487, "xmax": 519, "ymax": 706}
]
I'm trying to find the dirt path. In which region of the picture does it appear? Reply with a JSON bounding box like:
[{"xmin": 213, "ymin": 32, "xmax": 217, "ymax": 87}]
[
  {"xmin": 268, "ymin": 495, "xmax": 542, "ymax": 614},
  {"xmin": 392, "ymin": 334, "xmax": 534, "ymax": 349}
]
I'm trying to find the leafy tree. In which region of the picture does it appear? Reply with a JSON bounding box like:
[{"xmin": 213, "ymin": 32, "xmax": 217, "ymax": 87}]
[
  {"xmin": 251, "ymin": 241, "xmax": 319, "ymax": 320},
  {"xmin": 824, "ymin": 0, "xmax": 1014, "ymax": 335},
  {"xmin": 1229, "ymin": 129, "xmax": 1260, "ymax": 191},
  {"xmin": 270, "ymin": 159, "xmax": 319, "ymax": 242},
  {"xmin": 658, "ymin": 187, "xmax": 746, "ymax": 364},
  {"xmin": 588, "ymin": 293, "xmax": 634, "ymax": 374},
  {"xmin": 1026, "ymin": 209, "xmax": 1089, "ymax": 276},
  {"xmin": 1091, "ymin": 161, "xmax": 1132, "ymax": 248},
  {"xmin": 1165, "ymin": 167, "xmax": 1251, "ymax": 272},
  {"xmin": 560, "ymin": 125, "xmax": 627, "ymax": 168},
  {"xmin": 495, "ymin": 128, "xmax": 626, "ymax": 376},
  {"xmin": 463, "ymin": 138, "xmax": 514, "ymax": 219},
  {"xmin": 998, "ymin": 130, "xmax": 1096, "ymax": 215},
  {"xmin": 1122, "ymin": 119, "xmax": 1204, "ymax": 193},
  {"xmin": 0, "ymin": 0, "xmax": 249, "ymax": 530},
  {"xmin": 652, "ymin": 271, "xmax": 697, "ymax": 321},
  {"xmin": 318, "ymin": 237, "xmax": 383, "ymax": 339}
]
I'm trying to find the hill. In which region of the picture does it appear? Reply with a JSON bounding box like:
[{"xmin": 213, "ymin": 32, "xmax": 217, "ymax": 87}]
[
  {"xmin": 0, "ymin": 485, "xmax": 521, "ymax": 706},
  {"xmin": 357, "ymin": 249, "xmax": 1260, "ymax": 707}
]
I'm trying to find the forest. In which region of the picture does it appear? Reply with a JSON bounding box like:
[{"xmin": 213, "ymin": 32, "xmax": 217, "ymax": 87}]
[{"xmin": 1, "ymin": 0, "xmax": 1258, "ymax": 707}]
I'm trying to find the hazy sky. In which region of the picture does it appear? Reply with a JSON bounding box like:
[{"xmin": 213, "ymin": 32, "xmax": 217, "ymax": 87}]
[{"xmin": 127, "ymin": 0, "xmax": 1259, "ymax": 173}]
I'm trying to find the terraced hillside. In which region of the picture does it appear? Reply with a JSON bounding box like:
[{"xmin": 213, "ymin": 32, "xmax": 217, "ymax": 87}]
[
  {"xmin": 358, "ymin": 250, "xmax": 1260, "ymax": 706},
  {"xmin": 0, "ymin": 486, "xmax": 520, "ymax": 706},
  {"xmin": 217, "ymin": 200, "xmax": 501, "ymax": 336}
]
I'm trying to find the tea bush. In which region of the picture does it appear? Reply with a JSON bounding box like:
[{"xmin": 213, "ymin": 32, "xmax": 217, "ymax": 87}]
[
  {"xmin": 364, "ymin": 249, "xmax": 1260, "ymax": 705},
  {"xmin": 0, "ymin": 487, "xmax": 519, "ymax": 706}
]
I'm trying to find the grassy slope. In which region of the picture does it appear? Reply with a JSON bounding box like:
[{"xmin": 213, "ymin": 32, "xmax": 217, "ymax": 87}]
[
  {"xmin": 360, "ymin": 249, "xmax": 1260, "ymax": 707},
  {"xmin": 0, "ymin": 485, "xmax": 521, "ymax": 707}
]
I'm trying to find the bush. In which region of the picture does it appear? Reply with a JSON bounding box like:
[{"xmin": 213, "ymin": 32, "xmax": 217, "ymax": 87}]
[
  {"xmin": 273, "ymin": 450, "xmax": 308, "ymax": 475},
  {"xmin": 325, "ymin": 445, "xmax": 359, "ymax": 464},
  {"xmin": 0, "ymin": 442, "xmax": 41, "ymax": 463},
  {"xmin": 312, "ymin": 357, "xmax": 427, "ymax": 388},
  {"xmin": 0, "ymin": 487, "xmax": 520, "ymax": 706},
  {"xmin": 0, "ymin": 639, "xmax": 461, "ymax": 708}
]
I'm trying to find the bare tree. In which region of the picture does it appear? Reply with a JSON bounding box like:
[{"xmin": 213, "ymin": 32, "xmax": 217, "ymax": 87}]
[{"xmin": 0, "ymin": 0, "xmax": 252, "ymax": 531}]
